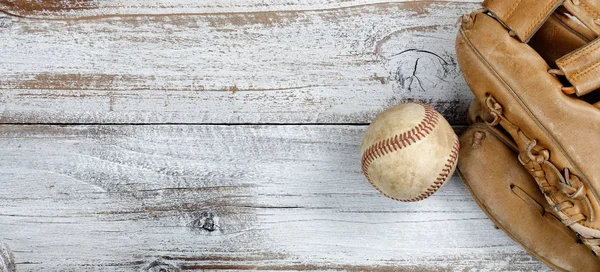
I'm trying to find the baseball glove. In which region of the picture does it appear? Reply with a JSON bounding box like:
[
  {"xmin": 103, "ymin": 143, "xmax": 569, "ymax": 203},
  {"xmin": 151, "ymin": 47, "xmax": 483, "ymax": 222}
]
[
  {"xmin": 456, "ymin": 0, "xmax": 600, "ymax": 264},
  {"xmin": 459, "ymin": 106, "xmax": 600, "ymax": 271}
]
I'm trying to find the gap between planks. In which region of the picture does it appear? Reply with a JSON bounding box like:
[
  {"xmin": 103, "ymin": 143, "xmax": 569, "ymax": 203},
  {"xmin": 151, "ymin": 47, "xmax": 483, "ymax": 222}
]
[{"xmin": 0, "ymin": 2, "xmax": 477, "ymax": 125}]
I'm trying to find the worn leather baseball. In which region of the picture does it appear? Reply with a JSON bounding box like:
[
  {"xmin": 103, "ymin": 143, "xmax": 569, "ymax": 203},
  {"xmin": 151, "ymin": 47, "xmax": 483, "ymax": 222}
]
[{"xmin": 360, "ymin": 103, "xmax": 459, "ymax": 202}]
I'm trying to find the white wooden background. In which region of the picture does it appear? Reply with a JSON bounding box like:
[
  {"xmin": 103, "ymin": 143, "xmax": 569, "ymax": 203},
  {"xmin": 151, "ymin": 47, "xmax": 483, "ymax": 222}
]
[{"xmin": 0, "ymin": 1, "xmax": 550, "ymax": 271}]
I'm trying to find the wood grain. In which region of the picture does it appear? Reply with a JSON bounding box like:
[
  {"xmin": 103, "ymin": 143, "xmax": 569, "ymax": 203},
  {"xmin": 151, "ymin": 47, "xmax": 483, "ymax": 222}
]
[
  {"xmin": 0, "ymin": 0, "xmax": 545, "ymax": 270},
  {"xmin": 0, "ymin": 0, "xmax": 480, "ymax": 18},
  {"xmin": 0, "ymin": 125, "xmax": 547, "ymax": 271},
  {"xmin": 0, "ymin": 1, "xmax": 477, "ymax": 124},
  {"xmin": 0, "ymin": 243, "xmax": 15, "ymax": 272}
]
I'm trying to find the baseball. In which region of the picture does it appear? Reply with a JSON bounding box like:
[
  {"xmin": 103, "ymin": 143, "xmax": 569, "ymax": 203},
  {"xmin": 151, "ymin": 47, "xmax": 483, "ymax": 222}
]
[{"xmin": 360, "ymin": 103, "xmax": 459, "ymax": 202}]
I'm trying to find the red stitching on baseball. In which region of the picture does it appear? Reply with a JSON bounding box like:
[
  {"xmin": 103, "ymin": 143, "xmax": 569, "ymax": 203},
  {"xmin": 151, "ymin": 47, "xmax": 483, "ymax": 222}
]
[
  {"xmin": 361, "ymin": 104, "xmax": 459, "ymax": 202},
  {"xmin": 398, "ymin": 139, "xmax": 460, "ymax": 202},
  {"xmin": 361, "ymin": 104, "xmax": 439, "ymax": 174}
]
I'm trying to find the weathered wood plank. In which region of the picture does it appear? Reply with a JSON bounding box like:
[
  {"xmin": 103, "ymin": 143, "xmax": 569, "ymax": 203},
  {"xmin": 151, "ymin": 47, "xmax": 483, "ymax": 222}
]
[
  {"xmin": 0, "ymin": 2, "xmax": 476, "ymax": 124},
  {"xmin": 0, "ymin": 125, "xmax": 547, "ymax": 271},
  {"xmin": 0, "ymin": 0, "xmax": 480, "ymax": 18},
  {"xmin": 0, "ymin": 243, "xmax": 15, "ymax": 272}
]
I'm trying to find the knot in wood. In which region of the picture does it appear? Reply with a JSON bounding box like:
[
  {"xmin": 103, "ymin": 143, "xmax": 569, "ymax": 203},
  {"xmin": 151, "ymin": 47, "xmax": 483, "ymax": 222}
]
[
  {"xmin": 202, "ymin": 215, "xmax": 216, "ymax": 232},
  {"xmin": 144, "ymin": 260, "xmax": 179, "ymax": 272},
  {"xmin": 191, "ymin": 211, "xmax": 219, "ymax": 232},
  {"xmin": 0, "ymin": 17, "xmax": 12, "ymax": 29}
]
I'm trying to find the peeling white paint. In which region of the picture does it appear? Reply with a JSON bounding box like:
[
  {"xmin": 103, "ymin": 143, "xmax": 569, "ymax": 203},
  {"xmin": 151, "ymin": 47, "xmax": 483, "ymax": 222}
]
[
  {"xmin": 0, "ymin": 2, "xmax": 475, "ymax": 124},
  {"xmin": 0, "ymin": 125, "xmax": 547, "ymax": 271}
]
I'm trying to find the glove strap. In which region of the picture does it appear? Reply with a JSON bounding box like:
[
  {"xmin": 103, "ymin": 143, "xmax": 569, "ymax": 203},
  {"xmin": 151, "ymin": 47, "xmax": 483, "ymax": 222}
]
[
  {"xmin": 563, "ymin": 0, "xmax": 600, "ymax": 36},
  {"xmin": 483, "ymin": 0, "xmax": 564, "ymax": 42},
  {"xmin": 556, "ymin": 38, "xmax": 600, "ymax": 96}
]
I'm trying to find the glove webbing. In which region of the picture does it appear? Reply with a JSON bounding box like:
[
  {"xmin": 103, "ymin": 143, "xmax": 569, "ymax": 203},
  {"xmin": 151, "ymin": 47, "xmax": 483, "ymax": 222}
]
[{"xmin": 483, "ymin": 94, "xmax": 600, "ymax": 255}]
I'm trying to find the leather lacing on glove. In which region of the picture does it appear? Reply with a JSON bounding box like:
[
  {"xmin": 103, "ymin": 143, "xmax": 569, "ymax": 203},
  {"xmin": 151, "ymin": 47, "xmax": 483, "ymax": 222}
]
[
  {"xmin": 548, "ymin": 69, "xmax": 577, "ymax": 95},
  {"xmin": 456, "ymin": 8, "xmax": 488, "ymax": 29},
  {"xmin": 483, "ymin": 94, "xmax": 600, "ymax": 255}
]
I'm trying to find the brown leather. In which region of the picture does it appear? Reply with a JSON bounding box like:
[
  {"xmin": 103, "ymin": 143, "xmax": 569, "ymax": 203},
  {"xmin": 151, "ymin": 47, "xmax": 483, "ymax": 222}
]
[
  {"xmin": 563, "ymin": 0, "xmax": 600, "ymax": 36},
  {"xmin": 557, "ymin": 38, "xmax": 600, "ymax": 96},
  {"xmin": 530, "ymin": 14, "xmax": 588, "ymax": 67},
  {"xmin": 483, "ymin": 0, "xmax": 564, "ymax": 42},
  {"xmin": 457, "ymin": 0, "xmax": 600, "ymax": 264},
  {"xmin": 458, "ymin": 122, "xmax": 600, "ymax": 272},
  {"xmin": 555, "ymin": 6, "xmax": 598, "ymax": 41}
]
